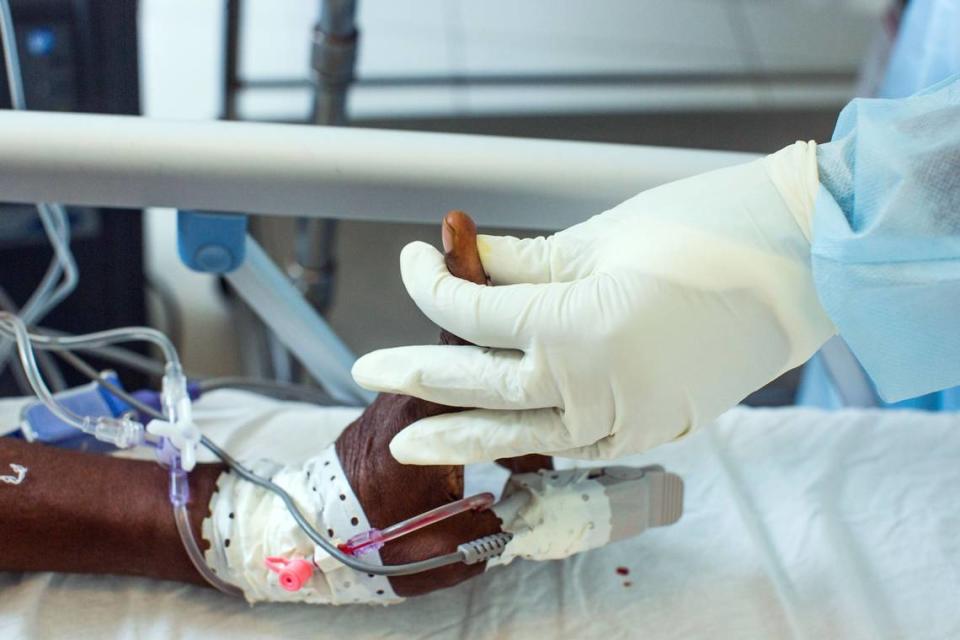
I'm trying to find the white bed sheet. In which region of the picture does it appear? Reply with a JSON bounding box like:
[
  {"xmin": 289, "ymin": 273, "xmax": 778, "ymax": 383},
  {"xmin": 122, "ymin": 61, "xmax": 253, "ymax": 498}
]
[{"xmin": 1, "ymin": 390, "xmax": 958, "ymax": 639}]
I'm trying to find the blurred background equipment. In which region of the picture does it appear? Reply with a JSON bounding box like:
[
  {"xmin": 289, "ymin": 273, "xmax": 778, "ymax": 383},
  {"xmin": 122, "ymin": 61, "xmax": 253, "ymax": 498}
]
[
  {"xmin": 0, "ymin": 0, "xmax": 904, "ymax": 407},
  {"xmin": 145, "ymin": 0, "xmax": 887, "ymax": 404},
  {"xmin": 0, "ymin": 0, "xmax": 144, "ymax": 395},
  {"xmin": 222, "ymin": 0, "xmax": 360, "ymax": 385}
]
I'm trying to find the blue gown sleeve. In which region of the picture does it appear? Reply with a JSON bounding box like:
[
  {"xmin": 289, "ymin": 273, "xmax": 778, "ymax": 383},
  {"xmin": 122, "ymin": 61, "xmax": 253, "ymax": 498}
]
[{"xmin": 812, "ymin": 74, "xmax": 960, "ymax": 402}]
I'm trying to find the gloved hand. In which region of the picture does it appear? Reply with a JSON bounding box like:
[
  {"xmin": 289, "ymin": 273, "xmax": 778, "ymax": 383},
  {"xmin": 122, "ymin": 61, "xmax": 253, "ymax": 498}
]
[{"xmin": 352, "ymin": 142, "xmax": 836, "ymax": 464}]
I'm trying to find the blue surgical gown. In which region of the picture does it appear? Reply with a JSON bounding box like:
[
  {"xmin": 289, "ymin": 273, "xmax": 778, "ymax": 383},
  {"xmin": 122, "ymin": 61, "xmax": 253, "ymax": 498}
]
[
  {"xmin": 798, "ymin": 0, "xmax": 960, "ymax": 410},
  {"xmin": 808, "ymin": 75, "xmax": 960, "ymax": 406}
]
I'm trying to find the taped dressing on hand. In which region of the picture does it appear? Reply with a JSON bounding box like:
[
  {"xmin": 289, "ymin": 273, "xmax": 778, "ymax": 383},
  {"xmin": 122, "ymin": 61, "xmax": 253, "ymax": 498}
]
[
  {"xmin": 202, "ymin": 445, "xmax": 403, "ymax": 605},
  {"xmin": 489, "ymin": 466, "xmax": 682, "ymax": 567}
]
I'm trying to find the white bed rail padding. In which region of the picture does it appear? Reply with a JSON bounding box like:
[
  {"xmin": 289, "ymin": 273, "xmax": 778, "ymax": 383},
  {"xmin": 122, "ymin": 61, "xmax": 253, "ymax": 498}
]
[{"xmin": 0, "ymin": 111, "xmax": 755, "ymax": 230}]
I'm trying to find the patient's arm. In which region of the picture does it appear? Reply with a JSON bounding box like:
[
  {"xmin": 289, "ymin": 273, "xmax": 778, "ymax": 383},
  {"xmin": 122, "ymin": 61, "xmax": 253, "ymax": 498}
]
[
  {"xmin": 0, "ymin": 435, "xmax": 222, "ymax": 586},
  {"xmin": 0, "ymin": 212, "xmax": 547, "ymax": 597},
  {"xmin": 1, "ymin": 213, "xmax": 656, "ymax": 603}
]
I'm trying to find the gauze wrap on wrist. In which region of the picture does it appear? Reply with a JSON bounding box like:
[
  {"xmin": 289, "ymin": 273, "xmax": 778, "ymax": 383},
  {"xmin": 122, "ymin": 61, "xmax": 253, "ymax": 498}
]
[{"xmin": 201, "ymin": 444, "xmax": 403, "ymax": 605}]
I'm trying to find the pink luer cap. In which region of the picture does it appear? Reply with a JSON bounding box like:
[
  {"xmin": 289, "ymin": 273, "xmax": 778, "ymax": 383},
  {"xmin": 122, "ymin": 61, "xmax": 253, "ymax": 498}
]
[{"xmin": 264, "ymin": 556, "xmax": 314, "ymax": 592}]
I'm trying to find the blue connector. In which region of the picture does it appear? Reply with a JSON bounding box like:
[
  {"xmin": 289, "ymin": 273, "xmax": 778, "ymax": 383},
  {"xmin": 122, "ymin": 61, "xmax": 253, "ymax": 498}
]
[{"xmin": 177, "ymin": 211, "xmax": 247, "ymax": 273}]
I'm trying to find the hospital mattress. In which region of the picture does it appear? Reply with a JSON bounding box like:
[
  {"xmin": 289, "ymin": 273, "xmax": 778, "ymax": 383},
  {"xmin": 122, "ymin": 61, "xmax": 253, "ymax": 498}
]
[{"xmin": 1, "ymin": 390, "xmax": 958, "ymax": 639}]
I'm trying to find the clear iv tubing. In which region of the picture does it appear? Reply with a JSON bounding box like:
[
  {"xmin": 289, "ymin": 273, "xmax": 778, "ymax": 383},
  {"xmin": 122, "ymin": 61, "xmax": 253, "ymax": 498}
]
[
  {"xmin": 4, "ymin": 316, "xmax": 513, "ymax": 589},
  {"xmin": 0, "ymin": 250, "xmax": 496, "ymax": 584},
  {"xmin": 0, "ymin": 314, "xmax": 139, "ymax": 446},
  {"xmin": 0, "ymin": 314, "xmax": 179, "ymax": 447},
  {"xmin": 27, "ymin": 324, "xmax": 478, "ymax": 578},
  {"xmin": 0, "ymin": 0, "xmax": 79, "ymax": 374},
  {"xmin": 0, "ymin": 315, "xmax": 240, "ymax": 593},
  {"xmin": 51, "ymin": 347, "xmax": 240, "ymax": 596},
  {"xmin": 0, "ymin": 0, "xmax": 491, "ymax": 588},
  {"xmin": 68, "ymin": 353, "xmax": 472, "ymax": 583},
  {"xmin": 170, "ymin": 465, "xmax": 243, "ymax": 596},
  {"xmin": 199, "ymin": 436, "xmax": 468, "ymax": 577},
  {"xmin": 4, "ymin": 321, "xmax": 180, "ymax": 365},
  {"xmin": 0, "ymin": 182, "xmax": 78, "ymax": 376}
]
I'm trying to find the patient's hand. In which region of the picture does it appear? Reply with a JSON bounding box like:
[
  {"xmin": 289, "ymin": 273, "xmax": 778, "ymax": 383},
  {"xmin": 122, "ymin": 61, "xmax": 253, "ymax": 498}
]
[
  {"xmin": 0, "ymin": 213, "xmax": 676, "ymax": 602},
  {"xmin": 336, "ymin": 211, "xmax": 551, "ymax": 597}
]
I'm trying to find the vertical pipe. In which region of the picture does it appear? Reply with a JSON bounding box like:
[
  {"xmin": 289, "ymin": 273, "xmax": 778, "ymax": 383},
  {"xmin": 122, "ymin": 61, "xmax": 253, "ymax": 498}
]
[
  {"xmin": 222, "ymin": 0, "xmax": 242, "ymax": 120},
  {"xmin": 310, "ymin": 0, "xmax": 357, "ymax": 126},
  {"xmin": 296, "ymin": 0, "xmax": 359, "ymax": 317},
  {"xmin": 317, "ymin": 0, "xmax": 358, "ymax": 35}
]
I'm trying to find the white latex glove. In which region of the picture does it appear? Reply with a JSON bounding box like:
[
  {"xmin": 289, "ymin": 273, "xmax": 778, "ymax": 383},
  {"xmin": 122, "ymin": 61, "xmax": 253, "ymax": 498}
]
[{"xmin": 353, "ymin": 142, "xmax": 836, "ymax": 464}]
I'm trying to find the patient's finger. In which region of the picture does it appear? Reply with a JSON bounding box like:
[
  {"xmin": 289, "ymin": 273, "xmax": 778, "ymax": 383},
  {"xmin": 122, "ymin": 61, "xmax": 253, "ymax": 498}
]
[{"xmin": 443, "ymin": 210, "xmax": 488, "ymax": 286}]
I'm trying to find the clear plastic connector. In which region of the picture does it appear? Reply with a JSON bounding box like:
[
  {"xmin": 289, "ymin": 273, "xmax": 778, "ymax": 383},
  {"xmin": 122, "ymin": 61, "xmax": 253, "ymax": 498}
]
[
  {"xmin": 90, "ymin": 416, "xmax": 144, "ymax": 449},
  {"xmin": 148, "ymin": 363, "xmax": 201, "ymax": 471}
]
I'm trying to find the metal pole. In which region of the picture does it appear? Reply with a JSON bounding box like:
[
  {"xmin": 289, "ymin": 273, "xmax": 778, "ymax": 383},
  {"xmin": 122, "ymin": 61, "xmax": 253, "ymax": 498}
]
[
  {"xmin": 295, "ymin": 0, "xmax": 359, "ymax": 315},
  {"xmin": 222, "ymin": 0, "xmax": 242, "ymax": 121},
  {"xmin": 310, "ymin": 0, "xmax": 357, "ymax": 127}
]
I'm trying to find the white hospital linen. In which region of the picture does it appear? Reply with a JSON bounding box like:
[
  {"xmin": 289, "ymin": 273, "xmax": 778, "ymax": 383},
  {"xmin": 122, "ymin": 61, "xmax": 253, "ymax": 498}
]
[{"xmin": 1, "ymin": 390, "xmax": 958, "ymax": 639}]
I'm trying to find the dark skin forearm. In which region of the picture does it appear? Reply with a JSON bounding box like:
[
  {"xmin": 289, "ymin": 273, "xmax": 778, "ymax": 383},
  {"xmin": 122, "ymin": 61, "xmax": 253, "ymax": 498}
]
[
  {"xmin": 0, "ymin": 436, "xmax": 222, "ymax": 586},
  {"xmin": 0, "ymin": 211, "xmax": 551, "ymax": 600}
]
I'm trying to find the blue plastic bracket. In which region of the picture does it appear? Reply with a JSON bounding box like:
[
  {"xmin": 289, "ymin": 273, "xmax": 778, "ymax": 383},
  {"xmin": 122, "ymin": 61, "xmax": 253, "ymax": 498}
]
[{"xmin": 177, "ymin": 210, "xmax": 248, "ymax": 273}]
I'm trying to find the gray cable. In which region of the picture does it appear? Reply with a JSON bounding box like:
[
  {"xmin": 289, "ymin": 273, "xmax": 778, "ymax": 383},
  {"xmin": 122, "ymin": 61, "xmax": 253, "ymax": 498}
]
[
  {"xmin": 198, "ymin": 436, "xmax": 464, "ymax": 576},
  {"xmin": 42, "ymin": 326, "xmax": 335, "ymax": 404},
  {"xmin": 55, "ymin": 350, "xmax": 157, "ymax": 416},
  {"xmin": 58, "ymin": 350, "xmax": 467, "ymax": 577},
  {"xmin": 80, "ymin": 344, "xmax": 167, "ymax": 378},
  {"xmin": 35, "ymin": 349, "xmax": 67, "ymax": 392},
  {"xmin": 29, "ymin": 326, "xmax": 169, "ymax": 378},
  {"xmin": 81, "ymin": 345, "xmax": 168, "ymax": 378}
]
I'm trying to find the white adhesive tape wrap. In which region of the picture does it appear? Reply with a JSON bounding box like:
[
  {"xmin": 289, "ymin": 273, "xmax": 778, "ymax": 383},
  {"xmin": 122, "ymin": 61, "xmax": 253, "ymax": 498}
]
[
  {"xmin": 489, "ymin": 466, "xmax": 683, "ymax": 569},
  {"xmin": 489, "ymin": 468, "xmax": 613, "ymax": 568},
  {"xmin": 201, "ymin": 444, "xmax": 403, "ymax": 605},
  {"xmin": 306, "ymin": 445, "xmax": 401, "ymax": 604}
]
